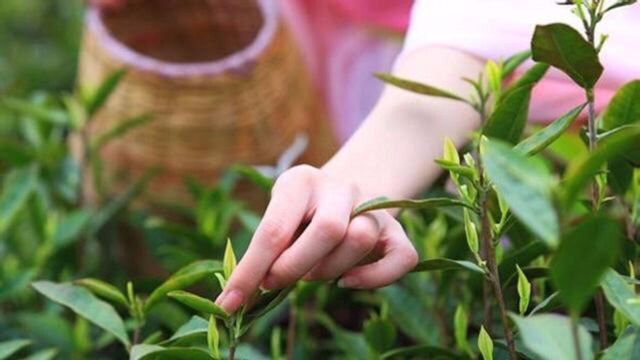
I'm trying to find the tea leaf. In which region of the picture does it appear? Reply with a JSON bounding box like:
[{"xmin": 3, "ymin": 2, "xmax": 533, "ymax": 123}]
[
  {"xmin": 243, "ymin": 286, "xmax": 295, "ymax": 330},
  {"xmin": 232, "ymin": 164, "xmax": 274, "ymax": 192},
  {"xmin": 0, "ymin": 166, "xmax": 37, "ymax": 235},
  {"xmin": 74, "ymin": 278, "xmax": 128, "ymax": 309},
  {"xmin": 601, "ymin": 269, "xmax": 640, "ymax": 326},
  {"xmin": 85, "ymin": 69, "xmax": 127, "ymax": 117},
  {"xmin": 52, "ymin": 209, "xmax": 92, "ymax": 249},
  {"xmin": 477, "ymin": 326, "xmax": 493, "ymax": 360},
  {"xmin": 380, "ymin": 345, "xmax": 467, "ymax": 360},
  {"xmin": 485, "ymin": 60, "xmax": 502, "ymax": 95},
  {"xmin": 130, "ymin": 344, "xmax": 213, "ymax": 360},
  {"xmin": 145, "ymin": 260, "xmax": 223, "ymax": 312},
  {"xmin": 167, "ymin": 291, "xmax": 228, "ymax": 320},
  {"xmin": 463, "ymin": 209, "xmax": 479, "ymax": 254},
  {"xmin": 502, "ymin": 50, "xmax": 531, "ymax": 79},
  {"xmin": 91, "ymin": 114, "xmax": 153, "ymax": 151},
  {"xmin": 483, "ymin": 84, "xmax": 532, "ymax": 143},
  {"xmin": 603, "ymin": 80, "xmax": 640, "ymax": 130},
  {"xmin": 375, "ymin": 73, "xmax": 467, "ymax": 102},
  {"xmin": 516, "ymin": 265, "xmax": 532, "ymax": 315},
  {"xmin": 223, "ymin": 239, "xmax": 237, "ymax": 280},
  {"xmin": 505, "ymin": 63, "xmax": 550, "ymax": 92},
  {"xmin": 531, "ymin": 23, "xmax": 603, "ymax": 88},
  {"xmin": 352, "ymin": 197, "xmax": 474, "ymax": 218},
  {"xmin": 550, "ymin": 216, "xmax": 620, "ymax": 315},
  {"xmin": 435, "ymin": 160, "xmax": 475, "ymax": 179},
  {"xmin": 510, "ymin": 314, "xmax": 593, "ymax": 360},
  {"xmin": 23, "ymin": 348, "xmax": 58, "ymax": 360},
  {"xmin": 271, "ymin": 327, "xmax": 283, "ymax": 360},
  {"xmin": 167, "ymin": 316, "xmax": 208, "ymax": 342},
  {"xmin": 482, "ymin": 140, "xmax": 559, "ymax": 246},
  {"xmin": 562, "ymin": 125, "xmax": 640, "ymax": 207},
  {"xmin": 453, "ymin": 305, "xmax": 470, "ymax": 354},
  {"xmin": 1, "ymin": 97, "xmax": 67, "ymax": 125},
  {"xmin": 601, "ymin": 326, "xmax": 640, "ymax": 360},
  {"xmin": 498, "ymin": 241, "xmax": 549, "ymax": 280},
  {"xmin": 515, "ymin": 103, "xmax": 587, "ymax": 155},
  {"xmin": 0, "ymin": 339, "xmax": 31, "ymax": 360},
  {"xmin": 364, "ymin": 317, "xmax": 396, "ymax": 353},
  {"xmin": 207, "ymin": 315, "xmax": 220, "ymax": 359},
  {"xmin": 378, "ymin": 285, "xmax": 438, "ymax": 344},
  {"xmin": 31, "ymin": 281, "xmax": 130, "ymax": 347},
  {"xmin": 504, "ymin": 267, "xmax": 548, "ymax": 288},
  {"xmin": 411, "ymin": 258, "xmax": 484, "ymax": 274}
]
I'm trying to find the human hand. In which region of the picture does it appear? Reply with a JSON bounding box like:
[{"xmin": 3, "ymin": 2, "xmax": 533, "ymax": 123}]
[
  {"xmin": 215, "ymin": 165, "xmax": 418, "ymax": 314},
  {"xmin": 89, "ymin": 0, "xmax": 127, "ymax": 11}
]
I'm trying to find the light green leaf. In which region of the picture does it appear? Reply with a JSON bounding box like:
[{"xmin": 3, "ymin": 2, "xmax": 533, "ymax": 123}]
[
  {"xmin": 352, "ymin": 197, "xmax": 474, "ymax": 218},
  {"xmin": 453, "ymin": 305, "xmax": 470, "ymax": 354},
  {"xmin": 223, "ymin": 239, "xmax": 237, "ymax": 280},
  {"xmin": 74, "ymin": 278, "xmax": 129, "ymax": 309},
  {"xmin": 411, "ymin": 258, "xmax": 484, "ymax": 274},
  {"xmin": 511, "ymin": 314, "xmax": 593, "ymax": 360},
  {"xmin": 52, "ymin": 209, "xmax": 93, "ymax": 249},
  {"xmin": 364, "ymin": 317, "xmax": 396, "ymax": 354},
  {"xmin": 85, "ymin": 69, "xmax": 127, "ymax": 116},
  {"xmin": 531, "ymin": 23, "xmax": 603, "ymax": 88},
  {"xmin": 482, "ymin": 140, "xmax": 558, "ymax": 246},
  {"xmin": 0, "ymin": 339, "xmax": 31, "ymax": 360},
  {"xmin": 1, "ymin": 98, "xmax": 67, "ymax": 125},
  {"xmin": 601, "ymin": 326, "xmax": 640, "ymax": 360},
  {"xmin": 130, "ymin": 344, "xmax": 213, "ymax": 360},
  {"xmin": 550, "ymin": 216, "xmax": 621, "ymax": 314},
  {"xmin": 91, "ymin": 114, "xmax": 153, "ymax": 151},
  {"xmin": 22, "ymin": 348, "xmax": 58, "ymax": 360},
  {"xmin": 483, "ymin": 85, "xmax": 532, "ymax": 143},
  {"xmin": 31, "ymin": 281, "xmax": 130, "ymax": 348},
  {"xmin": 167, "ymin": 316, "xmax": 208, "ymax": 342},
  {"xmin": 375, "ymin": 73, "xmax": 467, "ymax": 102},
  {"xmin": 0, "ymin": 166, "xmax": 37, "ymax": 234},
  {"xmin": 485, "ymin": 60, "xmax": 502, "ymax": 95},
  {"xmin": 603, "ymin": 80, "xmax": 640, "ymax": 130},
  {"xmin": 462, "ymin": 208, "xmax": 479, "ymax": 254},
  {"xmin": 477, "ymin": 326, "xmax": 493, "ymax": 360},
  {"xmin": 145, "ymin": 260, "xmax": 223, "ymax": 312},
  {"xmin": 516, "ymin": 265, "xmax": 532, "ymax": 315},
  {"xmin": 207, "ymin": 315, "xmax": 220, "ymax": 359},
  {"xmin": 167, "ymin": 291, "xmax": 228, "ymax": 320},
  {"xmin": 601, "ymin": 269, "xmax": 640, "ymax": 326},
  {"xmin": 505, "ymin": 63, "xmax": 550, "ymax": 91},
  {"xmin": 515, "ymin": 103, "xmax": 587, "ymax": 155},
  {"xmin": 501, "ymin": 50, "xmax": 531, "ymax": 79}
]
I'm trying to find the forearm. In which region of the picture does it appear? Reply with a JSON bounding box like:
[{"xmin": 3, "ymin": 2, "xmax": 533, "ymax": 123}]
[{"xmin": 322, "ymin": 46, "xmax": 484, "ymax": 199}]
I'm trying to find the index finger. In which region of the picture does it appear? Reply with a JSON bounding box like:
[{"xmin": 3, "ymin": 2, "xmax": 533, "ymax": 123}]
[{"xmin": 215, "ymin": 177, "xmax": 311, "ymax": 313}]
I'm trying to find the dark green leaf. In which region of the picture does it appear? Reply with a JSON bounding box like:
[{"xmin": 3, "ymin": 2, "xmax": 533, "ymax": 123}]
[
  {"xmin": 130, "ymin": 344, "xmax": 212, "ymax": 360},
  {"xmin": 0, "ymin": 166, "xmax": 37, "ymax": 234},
  {"xmin": 504, "ymin": 267, "xmax": 548, "ymax": 288},
  {"xmin": 550, "ymin": 216, "xmax": 621, "ymax": 314},
  {"xmin": 381, "ymin": 345, "xmax": 467, "ymax": 360},
  {"xmin": 378, "ymin": 285, "xmax": 439, "ymax": 344},
  {"xmin": 53, "ymin": 209, "xmax": 93, "ymax": 249},
  {"xmin": 601, "ymin": 269, "xmax": 640, "ymax": 326},
  {"xmin": 352, "ymin": 197, "xmax": 474, "ymax": 218},
  {"xmin": 515, "ymin": 103, "xmax": 587, "ymax": 155},
  {"xmin": 482, "ymin": 140, "xmax": 558, "ymax": 246},
  {"xmin": 23, "ymin": 348, "xmax": 58, "ymax": 360},
  {"xmin": 511, "ymin": 314, "xmax": 593, "ymax": 360},
  {"xmin": 1, "ymin": 97, "xmax": 67, "ymax": 125},
  {"xmin": 483, "ymin": 85, "xmax": 532, "ymax": 143},
  {"xmin": 498, "ymin": 241, "xmax": 549, "ymax": 280},
  {"xmin": 243, "ymin": 286, "xmax": 294, "ymax": 327},
  {"xmin": 608, "ymin": 157, "xmax": 634, "ymax": 195},
  {"xmin": 603, "ymin": 80, "xmax": 640, "ymax": 130},
  {"xmin": 167, "ymin": 291, "xmax": 228, "ymax": 320},
  {"xmin": 364, "ymin": 318, "xmax": 396, "ymax": 353},
  {"xmin": 145, "ymin": 260, "xmax": 223, "ymax": 312},
  {"xmin": 167, "ymin": 316, "xmax": 208, "ymax": 342},
  {"xmin": 411, "ymin": 258, "xmax": 484, "ymax": 274},
  {"xmin": 531, "ymin": 23, "xmax": 603, "ymax": 88},
  {"xmin": 501, "ymin": 50, "xmax": 532, "ymax": 79},
  {"xmin": 85, "ymin": 69, "xmax": 127, "ymax": 116},
  {"xmin": 0, "ymin": 339, "xmax": 31, "ymax": 360},
  {"xmin": 601, "ymin": 326, "xmax": 640, "ymax": 360},
  {"xmin": 562, "ymin": 126, "xmax": 640, "ymax": 206},
  {"xmin": 91, "ymin": 114, "xmax": 153, "ymax": 151},
  {"xmin": 232, "ymin": 165, "xmax": 274, "ymax": 192},
  {"xmin": 0, "ymin": 140, "xmax": 34, "ymax": 166},
  {"xmin": 505, "ymin": 63, "xmax": 550, "ymax": 92},
  {"xmin": 32, "ymin": 281, "xmax": 130, "ymax": 347},
  {"xmin": 375, "ymin": 73, "xmax": 467, "ymax": 102},
  {"xmin": 74, "ymin": 278, "xmax": 129, "ymax": 309}
]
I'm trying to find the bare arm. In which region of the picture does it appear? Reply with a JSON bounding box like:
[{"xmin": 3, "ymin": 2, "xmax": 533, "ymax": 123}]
[{"xmin": 216, "ymin": 47, "xmax": 485, "ymax": 314}]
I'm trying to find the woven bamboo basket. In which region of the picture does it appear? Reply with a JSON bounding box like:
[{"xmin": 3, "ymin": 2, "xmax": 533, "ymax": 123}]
[{"xmin": 77, "ymin": 0, "xmax": 336, "ymax": 207}]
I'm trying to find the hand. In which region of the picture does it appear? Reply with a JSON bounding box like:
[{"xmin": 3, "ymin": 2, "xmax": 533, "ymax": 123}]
[
  {"xmin": 89, "ymin": 0, "xmax": 127, "ymax": 11},
  {"xmin": 215, "ymin": 165, "xmax": 418, "ymax": 314}
]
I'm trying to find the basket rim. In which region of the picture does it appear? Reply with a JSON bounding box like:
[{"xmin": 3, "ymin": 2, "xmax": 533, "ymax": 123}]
[{"xmin": 86, "ymin": 0, "xmax": 278, "ymax": 78}]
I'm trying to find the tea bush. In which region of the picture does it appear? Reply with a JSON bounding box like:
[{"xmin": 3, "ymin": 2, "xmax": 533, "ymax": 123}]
[{"xmin": 2, "ymin": 0, "xmax": 640, "ymax": 359}]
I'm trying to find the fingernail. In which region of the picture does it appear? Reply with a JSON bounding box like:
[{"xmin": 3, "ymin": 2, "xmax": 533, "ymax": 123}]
[
  {"xmin": 337, "ymin": 276, "xmax": 360, "ymax": 288},
  {"xmin": 215, "ymin": 289, "xmax": 243, "ymax": 313}
]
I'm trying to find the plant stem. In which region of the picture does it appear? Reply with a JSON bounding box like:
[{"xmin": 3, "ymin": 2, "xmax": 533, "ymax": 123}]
[
  {"xmin": 228, "ymin": 345, "xmax": 236, "ymax": 360},
  {"xmin": 571, "ymin": 317, "xmax": 584, "ymax": 360}
]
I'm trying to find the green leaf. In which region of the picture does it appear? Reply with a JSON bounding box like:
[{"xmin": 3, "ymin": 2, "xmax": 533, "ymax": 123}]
[
  {"xmin": 485, "ymin": 60, "xmax": 502, "ymax": 95},
  {"xmin": 1, "ymin": 97, "xmax": 67, "ymax": 125},
  {"xmin": 550, "ymin": 216, "xmax": 621, "ymax": 314},
  {"xmin": 482, "ymin": 140, "xmax": 559, "ymax": 246},
  {"xmin": 167, "ymin": 316, "xmax": 208, "ymax": 342},
  {"xmin": 603, "ymin": 80, "xmax": 640, "ymax": 130},
  {"xmin": 74, "ymin": 278, "xmax": 129, "ymax": 309},
  {"xmin": 52, "ymin": 209, "xmax": 93, "ymax": 249},
  {"xmin": 601, "ymin": 326, "xmax": 640, "ymax": 360},
  {"xmin": 91, "ymin": 114, "xmax": 153, "ymax": 151},
  {"xmin": 0, "ymin": 339, "xmax": 31, "ymax": 360},
  {"xmin": 516, "ymin": 265, "xmax": 532, "ymax": 315},
  {"xmin": 515, "ymin": 103, "xmax": 587, "ymax": 155},
  {"xmin": 435, "ymin": 160, "xmax": 475, "ymax": 179},
  {"xmin": 511, "ymin": 314, "xmax": 593, "ymax": 360},
  {"xmin": 207, "ymin": 315, "xmax": 220, "ymax": 359},
  {"xmin": 478, "ymin": 326, "xmax": 493, "ymax": 360},
  {"xmin": 562, "ymin": 126, "xmax": 640, "ymax": 207},
  {"xmin": 23, "ymin": 348, "xmax": 58, "ymax": 360},
  {"xmin": 167, "ymin": 291, "xmax": 228, "ymax": 320},
  {"xmin": 85, "ymin": 69, "xmax": 127, "ymax": 116},
  {"xmin": 531, "ymin": 23, "xmax": 603, "ymax": 88},
  {"xmin": 506, "ymin": 63, "xmax": 550, "ymax": 91},
  {"xmin": 375, "ymin": 73, "xmax": 467, "ymax": 102},
  {"xmin": 411, "ymin": 258, "xmax": 484, "ymax": 274},
  {"xmin": 453, "ymin": 305, "xmax": 470, "ymax": 354},
  {"xmin": 145, "ymin": 260, "xmax": 223, "ymax": 312},
  {"xmin": 601, "ymin": 269, "xmax": 640, "ymax": 327},
  {"xmin": 0, "ymin": 166, "xmax": 37, "ymax": 234},
  {"xmin": 380, "ymin": 345, "xmax": 467, "ymax": 360},
  {"xmin": 242, "ymin": 286, "xmax": 295, "ymax": 331},
  {"xmin": 502, "ymin": 50, "xmax": 531, "ymax": 79},
  {"xmin": 352, "ymin": 197, "xmax": 474, "ymax": 218},
  {"xmin": 462, "ymin": 208, "xmax": 479, "ymax": 254},
  {"xmin": 223, "ymin": 239, "xmax": 237, "ymax": 280},
  {"xmin": 232, "ymin": 165, "xmax": 274, "ymax": 192},
  {"xmin": 130, "ymin": 344, "xmax": 213, "ymax": 360},
  {"xmin": 31, "ymin": 281, "xmax": 130, "ymax": 347},
  {"xmin": 378, "ymin": 285, "xmax": 439, "ymax": 344},
  {"xmin": 364, "ymin": 317, "xmax": 396, "ymax": 353},
  {"xmin": 483, "ymin": 85, "xmax": 532, "ymax": 143}
]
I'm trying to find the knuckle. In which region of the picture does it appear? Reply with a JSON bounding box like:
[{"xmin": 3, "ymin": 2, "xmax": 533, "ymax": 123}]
[
  {"xmin": 400, "ymin": 246, "xmax": 419, "ymax": 269},
  {"xmin": 259, "ymin": 220, "xmax": 288, "ymax": 249},
  {"xmin": 272, "ymin": 165, "xmax": 317, "ymax": 193},
  {"xmin": 315, "ymin": 215, "xmax": 347, "ymax": 241},
  {"xmin": 270, "ymin": 259, "xmax": 301, "ymax": 284},
  {"xmin": 347, "ymin": 221, "xmax": 377, "ymax": 252}
]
